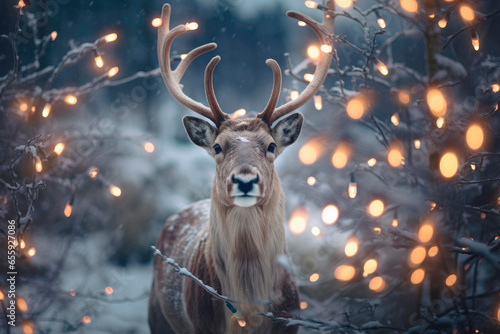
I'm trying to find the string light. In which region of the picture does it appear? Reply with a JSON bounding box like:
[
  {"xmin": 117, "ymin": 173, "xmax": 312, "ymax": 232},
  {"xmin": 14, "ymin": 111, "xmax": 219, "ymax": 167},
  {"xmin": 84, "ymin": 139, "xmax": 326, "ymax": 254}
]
[
  {"xmin": 109, "ymin": 185, "xmax": 122, "ymax": 197},
  {"xmin": 414, "ymin": 139, "xmax": 421, "ymax": 149},
  {"xmin": 95, "ymin": 55, "xmax": 104, "ymax": 68},
  {"xmin": 369, "ymin": 276, "xmax": 386, "ymax": 292},
  {"xmin": 373, "ymin": 227, "xmax": 381, "ymax": 234},
  {"xmin": 42, "ymin": 103, "xmax": 51, "ymax": 118},
  {"xmin": 185, "ymin": 22, "xmax": 198, "ymax": 30},
  {"xmin": 298, "ymin": 139, "xmax": 322, "ymax": 165},
  {"xmin": 54, "ymin": 143, "xmax": 65, "ymax": 155},
  {"xmin": 411, "ymin": 269, "xmax": 425, "ymax": 284},
  {"xmin": 459, "ymin": 5, "xmax": 475, "ymax": 22},
  {"xmin": 400, "ymin": 0, "xmax": 418, "ymax": 13},
  {"xmin": 300, "ymin": 301, "xmax": 308, "ymax": 309},
  {"xmin": 344, "ymin": 238, "xmax": 358, "ymax": 257},
  {"xmin": 237, "ymin": 319, "xmax": 246, "ymax": 328},
  {"xmin": 35, "ymin": 158, "xmax": 42, "ymax": 173},
  {"xmin": 304, "ymin": 1, "xmax": 318, "ymax": 9},
  {"xmin": 418, "ymin": 222, "xmax": 434, "ymax": 243},
  {"xmin": 307, "ymin": 176, "xmax": 316, "ymax": 186},
  {"xmin": 428, "ymin": 246, "xmax": 438, "ymax": 257},
  {"xmin": 298, "ymin": 21, "xmax": 306, "ymax": 27},
  {"xmin": 392, "ymin": 218, "xmax": 398, "ymax": 227},
  {"xmin": 335, "ymin": 0, "xmax": 353, "ymax": 9},
  {"xmin": 377, "ymin": 18, "xmax": 386, "ymax": 29},
  {"xmin": 367, "ymin": 158, "xmax": 377, "ymax": 167},
  {"xmin": 180, "ymin": 54, "xmax": 187, "ymax": 60},
  {"xmin": 20, "ymin": 240, "xmax": 26, "ymax": 249},
  {"xmin": 427, "ymin": 88, "xmax": 447, "ymax": 117},
  {"xmin": 436, "ymin": 117, "xmax": 445, "ymax": 128},
  {"xmin": 311, "ymin": 226, "xmax": 321, "ymax": 236},
  {"xmin": 231, "ymin": 109, "xmax": 246, "ymax": 119},
  {"xmin": 314, "ymin": 95, "xmax": 322, "ymax": 110},
  {"xmin": 388, "ymin": 146, "xmax": 403, "ymax": 167},
  {"xmin": 20, "ymin": 102, "xmax": 28, "ymax": 112},
  {"xmin": 375, "ymin": 58, "xmax": 389, "ymax": 75},
  {"xmin": 290, "ymin": 90, "xmax": 299, "ymax": 100},
  {"xmin": 471, "ymin": 29, "xmax": 479, "ymax": 51},
  {"xmin": 152, "ymin": 18, "xmax": 162, "ymax": 27},
  {"xmin": 82, "ymin": 316, "xmax": 91, "ymax": 325},
  {"xmin": 346, "ymin": 96, "xmax": 365, "ymax": 119},
  {"xmin": 492, "ymin": 84, "xmax": 500, "ymax": 93},
  {"xmin": 309, "ymin": 273, "xmax": 319, "ymax": 282},
  {"xmin": 144, "ymin": 142, "xmax": 155, "ymax": 153},
  {"xmin": 322, "ymin": 204, "xmax": 339, "ymax": 225},
  {"xmin": 64, "ymin": 203, "xmax": 72, "ymax": 217},
  {"xmin": 104, "ymin": 287, "xmax": 113, "ymax": 295},
  {"xmin": 303, "ymin": 73, "xmax": 314, "ymax": 82},
  {"xmin": 89, "ymin": 167, "xmax": 99, "ymax": 178},
  {"xmin": 348, "ymin": 173, "xmax": 357, "ymax": 199},
  {"xmin": 334, "ymin": 265, "xmax": 355, "ymax": 281},
  {"xmin": 64, "ymin": 95, "xmax": 77, "ymax": 105},
  {"xmin": 27, "ymin": 248, "xmax": 36, "ymax": 257},
  {"xmin": 104, "ymin": 33, "xmax": 117, "ymax": 43},
  {"xmin": 332, "ymin": 143, "xmax": 350, "ymax": 169},
  {"xmin": 320, "ymin": 44, "xmax": 333, "ymax": 53},
  {"xmin": 410, "ymin": 246, "xmax": 426, "ymax": 265},
  {"xmin": 22, "ymin": 321, "xmax": 34, "ymax": 334},
  {"xmin": 439, "ymin": 152, "xmax": 458, "ymax": 178},
  {"xmin": 0, "ymin": 291, "xmax": 4, "ymax": 300},
  {"xmin": 69, "ymin": 289, "xmax": 76, "ymax": 296},
  {"xmin": 18, "ymin": 0, "xmax": 25, "ymax": 8},
  {"xmin": 51, "ymin": 31, "xmax": 58, "ymax": 41},
  {"xmin": 368, "ymin": 199, "xmax": 384, "ymax": 217},
  {"xmin": 108, "ymin": 67, "xmax": 119, "ymax": 77},
  {"xmin": 445, "ymin": 274, "xmax": 457, "ymax": 286},
  {"xmin": 364, "ymin": 259, "xmax": 378, "ymax": 275},
  {"xmin": 438, "ymin": 18, "xmax": 448, "ymax": 28},
  {"xmin": 430, "ymin": 202, "xmax": 437, "ymax": 211},
  {"xmin": 391, "ymin": 113, "xmax": 400, "ymax": 126},
  {"xmin": 289, "ymin": 207, "xmax": 308, "ymax": 234},
  {"xmin": 307, "ymin": 45, "xmax": 320, "ymax": 60},
  {"xmin": 466, "ymin": 124, "xmax": 484, "ymax": 150}
]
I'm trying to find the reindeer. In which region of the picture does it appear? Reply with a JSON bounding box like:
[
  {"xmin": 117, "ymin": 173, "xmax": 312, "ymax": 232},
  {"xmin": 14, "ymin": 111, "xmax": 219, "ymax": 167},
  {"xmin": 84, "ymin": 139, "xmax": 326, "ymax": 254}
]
[{"xmin": 149, "ymin": 2, "xmax": 334, "ymax": 333}]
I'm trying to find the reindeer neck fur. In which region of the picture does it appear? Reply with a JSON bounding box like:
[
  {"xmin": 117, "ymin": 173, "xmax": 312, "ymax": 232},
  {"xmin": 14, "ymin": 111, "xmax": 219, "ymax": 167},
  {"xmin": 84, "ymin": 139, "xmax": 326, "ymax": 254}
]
[{"xmin": 209, "ymin": 172, "xmax": 286, "ymax": 330}]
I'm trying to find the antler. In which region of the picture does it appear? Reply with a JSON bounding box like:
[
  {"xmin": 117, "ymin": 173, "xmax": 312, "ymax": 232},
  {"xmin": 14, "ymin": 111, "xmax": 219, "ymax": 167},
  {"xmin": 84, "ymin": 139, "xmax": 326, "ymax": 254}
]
[
  {"xmin": 157, "ymin": 4, "xmax": 228, "ymax": 126},
  {"xmin": 257, "ymin": 0, "xmax": 335, "ymax": 125}
]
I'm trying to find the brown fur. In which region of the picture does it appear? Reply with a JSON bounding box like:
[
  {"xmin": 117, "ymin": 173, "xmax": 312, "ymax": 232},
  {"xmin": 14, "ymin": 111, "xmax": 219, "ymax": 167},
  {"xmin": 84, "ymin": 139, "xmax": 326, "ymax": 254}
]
[{"xmin": 149, "ymin": 118, "xmax": 301, "ymax": 334}]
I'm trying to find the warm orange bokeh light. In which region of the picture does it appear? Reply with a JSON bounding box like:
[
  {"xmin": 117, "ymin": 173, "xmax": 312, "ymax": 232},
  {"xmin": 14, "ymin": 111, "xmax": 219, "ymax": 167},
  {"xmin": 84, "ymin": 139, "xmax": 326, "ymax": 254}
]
[
  {"xmin": 289, "ymin": 207, "xmax": 308, "ymax": 235},
  {"xmin": 428, "ymin": 246, "xmax": 439, "ymax": 257},
  {"xmin": 398, "ymin": 91, "xmax": 410, "ymax": 104},
  {"xmin": 144, "ymin": 142, "xmax": 155, "ymax": 153},
  {"xmin": 322, "ymin": 205, "xmax": 339, "ymax": 225},
  {"xmin": 185, "ymin": 22, "xmax": 198, "ymax": 30},
  {"xmin": 466, "ymin": 124, "xmax": 484, "ymax": 150},
  {"xmin": 307, "ymin": 176, "xmax": 316, "ymax": 186},
  {"xmin": 400, "ymin": 0, "xmax": 418, "ymax": 13},
  {"xmin": 459, "ymin": 5, "xmax": 475, "ymax": 22},
  {"xmin": 152, "ymin": 18, "xmax": 162, "ymax": 27},
  {"xmin": 427, "ymin": 88, "xmax": 447, "ymax": 117},
  {"xmin": 82, "ymin": 316, "xmax": 91, "ymax": 325},
  {"xmin": 64, "ymin": 95, "xmax": 77, "ymax": 105},
  {"xmin": 438, "ymin": 18, "xmax": 448, "ymax": 28},
  {"xmin": 345, "ymin": 238, "xmax": 358, "ymax": 257},
  {"xmin": 368, "ymin": 199, "xmax": 384, "ymax": 217},
  {"xmin": 307, "ymin": 45, "xmax": 320, "ymax": 60},
  {"xmin": 346, "ymin": 97, "xmax": 365, "ymax": 119},
  {"xmin": 104, "ymin": 287, "xmax": 114, "ymax": 295},
  {"xmin": 439, "ymin": 152, "xmax": 459, "ymax": 178},
  {"xmin": 309, "ymin": 273, "xmax": 319, "ymax": 282},
  {"xmin": 411, "ymin": 269, "xmax": 425, "ymax": 284},
  {"xmin": 64, "ymin": 203, "xmax": 72, "ymax": 217},
  {"xmin": 369, "ymin": 276, "xmax": 386, "ymax": 292},
  {"xmin": 334, "ymin": 265, "xmax": 355, "ymax": 281},
  {"xmin": 418, "ymin": 223, "xmax": 434, "ymax": 243},
  {"xmin": 445, "ymin": 274, "xmax": 457, "ymax": 286},
  {"xmin": 335, "ymin": 0, "xmax": 353, "ymax": 8},
  {"xmin": 332, "ymin": 143, "xmax": 350, "ymax": 169},
  {"xmin": 364, "ymin": 259, "xmax": 378, "ymax": 275},
  {"xmin": 109, "ymin": 185, "xmax": 122, "ymax": 197},
  {"xmin": 410, "ymin": 246, "xmax": 426, "ymax": 265},
  {"xmin": 299, "ymin": 139, "xmax": 322, "ymax": 165},
  {"xmin": 388, "ymin": 146, "xmax": 403, "ymax": 167},
  {"xmin": 300, "ymin": 301, "xmax": 308, "ymax": 309},
  {"xmin": 17, "ymin": 297, "xmax": 28, "ymax": 312},
  {"xmin": 314, "ymin": 95, "xmax": 322, "ymax": 110}
]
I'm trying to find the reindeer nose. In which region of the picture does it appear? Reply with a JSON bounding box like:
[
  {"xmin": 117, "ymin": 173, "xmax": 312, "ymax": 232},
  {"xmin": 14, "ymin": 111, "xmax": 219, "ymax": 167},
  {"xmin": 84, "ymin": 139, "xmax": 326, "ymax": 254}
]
[{"xmin": 232, "ymin": 174, "xmax": 259, "ymax": 195}]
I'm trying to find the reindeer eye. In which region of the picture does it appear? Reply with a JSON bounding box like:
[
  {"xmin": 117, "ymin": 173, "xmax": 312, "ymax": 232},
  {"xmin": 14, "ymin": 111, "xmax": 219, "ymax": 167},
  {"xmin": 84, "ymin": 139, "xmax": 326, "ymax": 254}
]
[
  {"xmin": 267, "ymin": 143, "xmax": 276, "ymax": 153},
  {"xmin": 213, "ymin": 144, "xmax": 222, "ymax": 154}
]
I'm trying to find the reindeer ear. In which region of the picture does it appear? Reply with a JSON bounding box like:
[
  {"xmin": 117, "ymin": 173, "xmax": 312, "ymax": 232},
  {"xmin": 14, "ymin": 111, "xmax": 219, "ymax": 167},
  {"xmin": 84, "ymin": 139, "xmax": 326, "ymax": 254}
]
[
  {"xmin": 272, "ymin": 113, "xmax": 303, "ymax": 150},
  {"xmin": 183, "ymin": 116, "xmax": 217, "ymax": 148}
]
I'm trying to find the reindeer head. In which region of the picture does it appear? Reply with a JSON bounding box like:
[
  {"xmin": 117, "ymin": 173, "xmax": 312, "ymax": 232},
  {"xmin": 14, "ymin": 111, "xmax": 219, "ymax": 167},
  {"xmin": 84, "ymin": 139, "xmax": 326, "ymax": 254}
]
[{"xmin": 158, "ymin": 3, "xmax": 334, "ymax": 208}]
